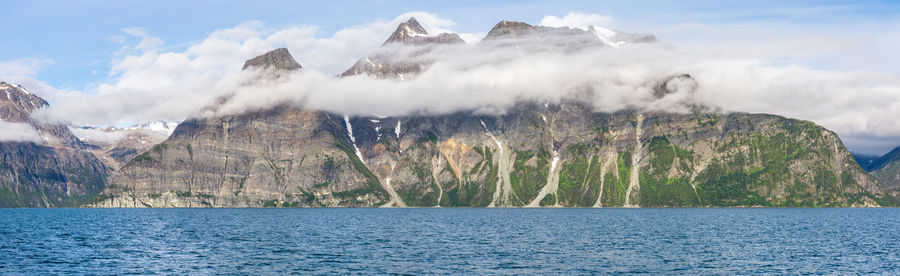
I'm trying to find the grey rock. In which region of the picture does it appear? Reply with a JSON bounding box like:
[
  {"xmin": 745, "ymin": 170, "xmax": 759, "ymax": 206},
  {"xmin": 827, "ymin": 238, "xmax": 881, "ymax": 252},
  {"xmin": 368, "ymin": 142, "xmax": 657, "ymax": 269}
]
[
  {"xmin": 242, "ymin": 48, "xmax": 302, "ymax": 71},
  {"xmin": 0, "ymin": 82, "xmax": 110, "ymax": 207}
]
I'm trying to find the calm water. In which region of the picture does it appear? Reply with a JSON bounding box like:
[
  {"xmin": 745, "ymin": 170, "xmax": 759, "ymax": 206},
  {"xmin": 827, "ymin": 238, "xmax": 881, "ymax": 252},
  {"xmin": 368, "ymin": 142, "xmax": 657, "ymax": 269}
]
[{"xmin": 1, "ymin": 208, "xmax": 899, "ymax": 275}]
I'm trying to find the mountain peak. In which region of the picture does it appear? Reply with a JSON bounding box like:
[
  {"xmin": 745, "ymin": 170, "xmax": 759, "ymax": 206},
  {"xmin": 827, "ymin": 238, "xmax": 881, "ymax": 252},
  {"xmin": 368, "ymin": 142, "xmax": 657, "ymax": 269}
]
[
  {"xmin": 653, "ymin": 74, "xmax": 697, "ymax": 98},
  {"xmin": 0, "ymin": 82, "xmax": 49, "ymax": 119},
  {"xmin": 242, "ymin": 48, "xmax": 302, "ymax": 71},
  {"xmin": 866, "ymin": 146, "xmax": 900, "ymax": 172},
  {"xmin": 484, "ymin": 21, "xmax": 535, "ymax": 40},
  {"xmin": 342, "ymin": 18, "xmax": 464, "ymax": 79},
  {"xmin": 383, "ymin": 17, "xmax": 429, "ymax": 45},
  {"xmin": 588, "ymin": 26, "xmax": 657, "ymax": 47}
]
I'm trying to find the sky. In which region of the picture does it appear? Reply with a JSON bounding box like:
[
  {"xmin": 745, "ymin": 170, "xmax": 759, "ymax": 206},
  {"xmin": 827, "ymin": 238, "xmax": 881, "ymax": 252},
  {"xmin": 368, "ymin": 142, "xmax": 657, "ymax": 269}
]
[{"xmin": 1, "ymin": 0, "xmax": 900, "ymax": 155}]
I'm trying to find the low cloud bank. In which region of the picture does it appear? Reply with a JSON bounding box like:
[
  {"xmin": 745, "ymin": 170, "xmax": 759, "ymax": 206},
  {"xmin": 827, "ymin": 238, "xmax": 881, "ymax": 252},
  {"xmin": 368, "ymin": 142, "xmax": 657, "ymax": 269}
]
[
  {"xmin": 0, "ymin": 121, "xmax": 42, "ymax": 143},
  {"xmin": 7, "ymin": 11, "xmax": 900, "ymax": 154},
  {"xmin": 68, "ymin": 127, "xmax": 128, "ymax": 145}
]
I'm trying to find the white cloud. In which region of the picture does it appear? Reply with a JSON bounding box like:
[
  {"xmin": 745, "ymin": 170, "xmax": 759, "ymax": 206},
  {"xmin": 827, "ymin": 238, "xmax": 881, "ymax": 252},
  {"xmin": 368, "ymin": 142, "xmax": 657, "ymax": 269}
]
[
  {"xmin": 208, "ymin": 36, "xmax": 900, "ymax": 157},
  {"xmin": 0, "ymin": 58, "xmax": 78, "ymax": 105},
  {"xmin": 539, "ymin": 12, "xmax": 613, "ymax": 30},
  {"xmin": 68, "ymin": 127, "xmax": 127, "ymax": 145},
  {"xmin": 0, "ymin": 121, "xmax": 42, "ymax": 143},
  {"xmin": 0, "ymin": 58, "xmax": 52, "ymax": 80},
  {"xmin": 10, "ymin": 11, "xmax": 900, "ymax": 155},
  {"xmin": 33, "ymin": 11, "xmax": 485, "ymax": 126},
  {"xmin": 121, "ymin": 27, "xmax": 164, "ymax": 52}
]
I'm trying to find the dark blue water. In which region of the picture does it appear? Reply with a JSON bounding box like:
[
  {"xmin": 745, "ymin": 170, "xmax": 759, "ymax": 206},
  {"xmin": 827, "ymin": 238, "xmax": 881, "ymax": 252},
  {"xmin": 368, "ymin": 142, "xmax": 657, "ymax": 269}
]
[{"xmin": 1, "ymin": 208, "xmax": 899, "ymax": 274}]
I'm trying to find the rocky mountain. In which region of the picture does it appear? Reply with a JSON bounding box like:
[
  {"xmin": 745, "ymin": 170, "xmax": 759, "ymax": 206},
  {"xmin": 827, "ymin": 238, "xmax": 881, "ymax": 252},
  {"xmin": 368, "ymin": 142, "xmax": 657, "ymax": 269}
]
[
  {"xmin": 0, "ymin": 82, "xmax": 109, "ymax": 207},
  {"xmin": 340, "ymin": 17, "xmax": 465, "ymax": 79},
  {"xmin": 94, "ymin": 96, "xmax": 890, "ymax": 207},
  {"xmin": 71, "ymin": 122, "xmax": 179, "ymax": 170},
  {"xmin": 855, "ymin": 147, "xmax": 900, "ymax": 172},
  {"xmin": 341, "ymin": 18, "xmax": 655, "ymax": 81},
  {"xmin": 854, "ymin": 153, "xmax": 879, "ymax": 171},
  {"xmin": 89, "ymin": 19, "xmax": 895, "ymax": 207},
  {"xmin": 587, "ymin": 26, "xmax": 657, "ymax": 47},
  {"xmin": 483, "ymin": 20, "xmax": 655, "ymax": 51},
  {"xmin": 123, "ymin": 120, "xmax": 180, "ymax": 134},
  {"xmin": 856, "ymin": 147, "xmax": 900, "ymax": 194},
  {"xmin": 242, "ymin": 48, "xmax": 301, "ymax": 71},
  {"xmin": 381, "ymin": 17, "xmax": 465, "ymax": 45}
]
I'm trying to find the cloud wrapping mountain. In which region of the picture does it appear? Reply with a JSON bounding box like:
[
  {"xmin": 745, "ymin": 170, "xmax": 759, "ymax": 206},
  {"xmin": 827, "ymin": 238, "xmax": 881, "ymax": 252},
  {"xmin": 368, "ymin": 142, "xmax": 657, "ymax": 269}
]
[
  {"xmin": 4, "ymin": 11, "xmax": 899, "ymax": 154},
  {"xmin": 0, "ymin": 121, "xmax": 41, "ymax": 142}
]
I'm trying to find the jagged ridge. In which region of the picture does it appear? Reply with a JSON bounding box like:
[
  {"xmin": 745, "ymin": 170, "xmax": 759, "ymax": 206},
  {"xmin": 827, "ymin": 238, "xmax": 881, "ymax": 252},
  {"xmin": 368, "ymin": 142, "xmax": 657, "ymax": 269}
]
[
  {"xmin": 0, "ymin": 83, "xmax": 110, "ymax": 207},
  {"xmin": 42, "ymin": 19, "xmax": 898, "ymax": 208}
]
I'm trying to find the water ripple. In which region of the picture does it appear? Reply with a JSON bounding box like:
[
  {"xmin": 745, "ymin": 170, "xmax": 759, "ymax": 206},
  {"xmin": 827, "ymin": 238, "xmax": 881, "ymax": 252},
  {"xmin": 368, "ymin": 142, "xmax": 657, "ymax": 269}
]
[{"xmin": 1, "ymin": 208, "xmax": 899, "ymax": 274}]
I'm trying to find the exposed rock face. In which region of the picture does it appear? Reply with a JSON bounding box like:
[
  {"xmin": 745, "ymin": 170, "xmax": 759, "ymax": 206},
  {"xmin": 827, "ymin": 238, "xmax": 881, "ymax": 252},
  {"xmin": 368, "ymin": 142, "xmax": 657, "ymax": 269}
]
[
  {"xmin": 341, "ymin": 18, "xmax": 465, "ymax": 79},
  {"xmin": 864, "ymin": 147, "xmax": 900, "ymax": 195},
  {"xmin": 80, "ymin": 129, "xmax": 169, "ymax": 169},
  {"xmin": 484, "ymin": 21, "xmax": 657, "ymax": 51},
  {"xmin": 485, "ymin": 21, "xmax": 539, "ymax": 39},
  {"xmin": 0, "ymin": 82, "xmax": 109, "ymax": 207},
  {"xmin": 96, "ymin": 106, "xmax": 390, "ymax": 207},
  {"xmin": 242, "ymin": 48, "xmax": 302, "ymax": 71},
  {"xmin": 384, "ymin": 17, "xmax": 424, "ymax": 44},
  {"xmin": 1, "ymin": 82, "xmax": 49, "ymax": 120},
  {"xmin": 483, "ymin": 21, "xmax": 602, "ymax": 52},
  {"xmin": 96, "ymin": 100, "xmax": 888, "ymax": 207},
  {"xmin": 72, "ymin": 121, "xmax": 180, "ymax": 170},
  {"xmin": 382, "ymin": 17, "xmax": 465, "ymax": 46},
  {"xmin": 95, "ymin": 49, "xmax": 394, "ymax": 207},
  {"xmin": 341, "ymin": 19, "xmax": 655, "ymax": 81},
  {"xmin": 90, "ymin": 21, "xmax": 897, "ymax": 208}
]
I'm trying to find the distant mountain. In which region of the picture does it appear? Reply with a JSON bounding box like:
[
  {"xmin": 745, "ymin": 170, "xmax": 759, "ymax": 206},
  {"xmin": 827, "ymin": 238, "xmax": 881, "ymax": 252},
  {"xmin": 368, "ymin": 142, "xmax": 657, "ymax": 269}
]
[
  {"xmin": 587, "ymin": 26, "xmax": 657, "ymax": 47},
  {"xmin": 91, "ymin": 19, "xmax": 894, "ymax": 208},
  {"xmin": 0, "ymin": 82, "xmax": 109, "ymax": 207},
  {"xmin": 72, "ymin": 120, "xmax": 180, "ymax": 169},
  {"xmin": 124, "ymin": 120, "xmax": 180, "ymax": 135},
  {"xmin": 342, "ymin": 19, "xmax": 656, "ymax": 81},
  {"xmin": 484, "ymin": 20, "xmax": 656, "ymax": 49},
  {"xmin": 860, "ymin": 147, "xmax": 900, "ymax": 194},
  {"xmin": 341, "ymin": 17, "xmax": 465, "ymax": 79},
  {"xmin": 76, "ymin": 120, "xmax": 180, "ymax": 136},
  {"xmin": 854, "ymin": 147, "xmax": 900, "ymax": 172},
  {"xmin": 381, "ymin": 17, "xmax": 465, "ymax": 45},
  {"xmin": 242, "ymin": 48, "xmax": 301, "ymax": 71},
  {"xmin": 854, "ymin": 153, "xmax": 880, "ymax": 172}
]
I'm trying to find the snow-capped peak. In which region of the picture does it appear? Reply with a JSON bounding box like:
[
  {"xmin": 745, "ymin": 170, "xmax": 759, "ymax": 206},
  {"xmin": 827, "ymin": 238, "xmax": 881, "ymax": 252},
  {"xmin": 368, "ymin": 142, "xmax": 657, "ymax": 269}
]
[
  {"xmin": 587, "ymin": 26, "xmax": 626, "ymax": 47},
  {"xmin": 15, "ymin": 84, "xmax": 31, "ymax": 95},
  {"xmin": 587, "ymin": 25, "xmax": 657, "ymax": 47},
  {"xmin": 124, "ymin": 120, "xmax": 180, "ymax": 135},
  {"xmin": 402, "ymin": 24, "xmax": 427, "ymax": 38},
  {"xmin": 398, "ymin": 17, "xmax": 427, "ymax": 37},
  {"xmin": 383, "ymin": 17, "xmax": 430, "ymax": 45},
  {"xmin": 0, "ymin": 82, "xmax": 33, "ymax": 95}
]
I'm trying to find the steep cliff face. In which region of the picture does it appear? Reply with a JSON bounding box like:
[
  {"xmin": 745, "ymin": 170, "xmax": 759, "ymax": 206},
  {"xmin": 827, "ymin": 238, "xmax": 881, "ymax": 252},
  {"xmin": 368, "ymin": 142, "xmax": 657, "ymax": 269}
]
[
  {"xmin": 90, "ymin": 20, "xmax": 894, "ymax": 208},
  {"xmin": 866, "ymin": 147, "xmax": 900, "ymax": 195},
  {"xmin": 94, "ymin": 106, "xmax": 390, "ymax": 207},
  {"xmin": 96, "ymin": 100, "xmax": 887, "ymax": 207},
  {"xmin": 0, "ymin": 143, "xmax": 108, "ymax": 207},
  {"xmin": 0, "ymin": 82, "xmax": 109, "ymax": 207},
  {"xmin": 94, "ymin": 48, "xmax": 390, "ymax": 207}
]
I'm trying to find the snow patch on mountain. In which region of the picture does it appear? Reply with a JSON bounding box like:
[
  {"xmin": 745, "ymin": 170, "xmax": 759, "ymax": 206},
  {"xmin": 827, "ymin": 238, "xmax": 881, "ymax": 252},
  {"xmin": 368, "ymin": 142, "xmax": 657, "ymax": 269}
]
[{"xmin": 124, "ymin": 120, "xmax": 180, "ymax": 135}]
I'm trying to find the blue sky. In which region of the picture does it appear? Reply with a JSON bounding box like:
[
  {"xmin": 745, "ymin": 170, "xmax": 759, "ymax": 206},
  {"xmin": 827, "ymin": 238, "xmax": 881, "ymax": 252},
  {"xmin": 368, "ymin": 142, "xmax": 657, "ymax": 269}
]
[
  {"xmin": 3, "ymin": 0, "xmax": 898, "ymax": 89},
  {"xmin": 2, "ymin": 0, "xmax": 900, "ymax": 154}
]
